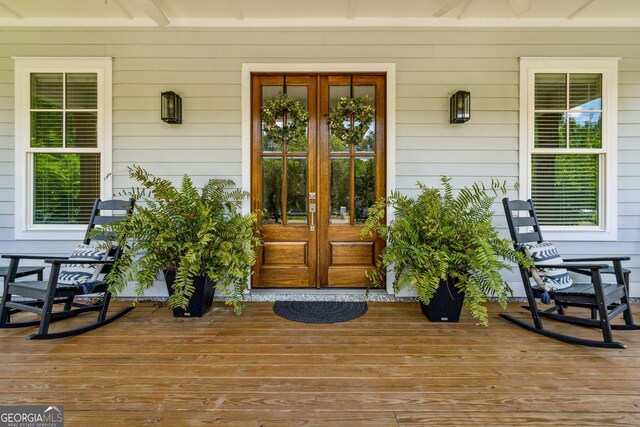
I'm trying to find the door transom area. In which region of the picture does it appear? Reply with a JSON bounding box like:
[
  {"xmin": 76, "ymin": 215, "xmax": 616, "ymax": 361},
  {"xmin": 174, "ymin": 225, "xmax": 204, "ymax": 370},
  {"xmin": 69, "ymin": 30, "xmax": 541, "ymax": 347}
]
[{"xmin": 251, "ymin": 73, "xmax": 386, "ymax": 288}]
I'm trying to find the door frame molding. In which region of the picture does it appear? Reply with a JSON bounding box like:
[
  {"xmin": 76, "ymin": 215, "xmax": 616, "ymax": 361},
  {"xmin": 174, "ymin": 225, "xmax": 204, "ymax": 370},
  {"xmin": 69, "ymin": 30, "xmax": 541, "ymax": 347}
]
[{"xmin": 241, "ymin": 63, "xmax": 396, "ymax": 292}]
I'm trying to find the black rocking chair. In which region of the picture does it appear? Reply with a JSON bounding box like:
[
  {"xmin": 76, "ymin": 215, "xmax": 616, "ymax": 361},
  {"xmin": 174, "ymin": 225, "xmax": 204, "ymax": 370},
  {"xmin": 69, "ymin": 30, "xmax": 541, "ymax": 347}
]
[
  {"xmin": 501, "ymin": 198, "xmax": 639, "ymax": 349},
  {"xmin": 0, "ymin": 198, "xmax": 135, "ymax": 339}
]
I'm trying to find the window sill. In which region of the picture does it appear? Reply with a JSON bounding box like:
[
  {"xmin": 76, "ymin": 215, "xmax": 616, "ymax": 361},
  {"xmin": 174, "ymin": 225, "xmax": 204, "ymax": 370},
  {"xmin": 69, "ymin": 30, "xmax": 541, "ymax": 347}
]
[
  {"xmin": 15, "ymin": 227, "xmax": 87, "ymax": 241},
  {"xmin": 543, "ymin": 228, "xmax": 617, "ymax": 242}
]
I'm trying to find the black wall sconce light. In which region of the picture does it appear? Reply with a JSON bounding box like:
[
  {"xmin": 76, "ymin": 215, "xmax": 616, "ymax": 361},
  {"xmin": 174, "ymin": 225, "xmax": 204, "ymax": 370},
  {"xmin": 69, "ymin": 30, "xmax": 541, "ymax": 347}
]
[
  {"xmin": 450, "ymin": 91, "xmax": 470, "ymax": 123},
  {"xmin": 161, "ymin": 91, "xmax": 182, "ymax": 124}
]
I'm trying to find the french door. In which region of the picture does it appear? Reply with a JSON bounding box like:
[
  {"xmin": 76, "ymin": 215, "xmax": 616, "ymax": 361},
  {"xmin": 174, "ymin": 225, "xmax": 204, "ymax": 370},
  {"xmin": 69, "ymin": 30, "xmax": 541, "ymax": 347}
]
[{"xmin": 251, "ymin": 73, "xmax": 386, "ymax": 288}]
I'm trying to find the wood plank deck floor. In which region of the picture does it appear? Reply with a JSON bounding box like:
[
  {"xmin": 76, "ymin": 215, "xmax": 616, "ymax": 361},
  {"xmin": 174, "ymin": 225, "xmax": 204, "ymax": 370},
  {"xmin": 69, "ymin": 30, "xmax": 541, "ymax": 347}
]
[{"xmin": 1, "ymin": 301, "xmax": 640, "ymax": 426}]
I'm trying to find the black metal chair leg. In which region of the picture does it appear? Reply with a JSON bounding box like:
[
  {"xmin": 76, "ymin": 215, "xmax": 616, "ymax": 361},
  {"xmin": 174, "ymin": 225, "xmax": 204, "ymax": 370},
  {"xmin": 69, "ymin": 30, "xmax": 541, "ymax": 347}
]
[
  {"xmin": 36, "ymin": 264, "xmax": 61, "ymax": 336},
  {"xmin": 0, "ymin": 292, "xmax": 11, "ymax": 325},
  {"xmin": 500, "ymin": 313, "xmax": 627, "ymax": 349},
  {"xmin": 98, "ymin": 292, "xmax": 112, "ymax": 322},
  {"xmin": 28, "ymin": 305, "xmax": 134, "ymax": 340}
]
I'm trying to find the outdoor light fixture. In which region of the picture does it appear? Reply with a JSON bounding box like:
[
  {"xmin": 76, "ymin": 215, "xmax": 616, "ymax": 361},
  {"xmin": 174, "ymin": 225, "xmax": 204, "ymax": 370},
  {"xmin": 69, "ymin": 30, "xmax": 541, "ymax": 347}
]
[
  {"xmin": 161, "ymin": 91, "xmax": 182, "ymax": 124},
  {"xmin": 450, "ymin": 91, "xmax": 470, "ymax": 123}
]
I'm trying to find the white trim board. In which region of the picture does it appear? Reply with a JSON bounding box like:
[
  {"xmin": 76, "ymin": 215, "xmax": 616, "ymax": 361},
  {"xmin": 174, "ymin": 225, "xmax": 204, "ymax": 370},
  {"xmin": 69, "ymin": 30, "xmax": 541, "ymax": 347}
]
[{"xmin": 3, "ymin": 17, "xmax": 640, "ymax": 28}]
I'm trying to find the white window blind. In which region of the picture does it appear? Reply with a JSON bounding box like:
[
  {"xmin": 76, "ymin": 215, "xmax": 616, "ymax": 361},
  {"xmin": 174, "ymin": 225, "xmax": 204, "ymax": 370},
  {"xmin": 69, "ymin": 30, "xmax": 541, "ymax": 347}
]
[{"xmin": 531, "ymin": 153, "xmax": 599, "ymax": 226}]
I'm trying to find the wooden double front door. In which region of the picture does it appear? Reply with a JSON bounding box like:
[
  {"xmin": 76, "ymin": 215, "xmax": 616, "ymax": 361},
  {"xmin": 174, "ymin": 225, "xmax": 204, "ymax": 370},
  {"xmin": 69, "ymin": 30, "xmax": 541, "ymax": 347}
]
[{"xmin": 251, "ymin": 73, "xmax": 386, "ymax": 288}]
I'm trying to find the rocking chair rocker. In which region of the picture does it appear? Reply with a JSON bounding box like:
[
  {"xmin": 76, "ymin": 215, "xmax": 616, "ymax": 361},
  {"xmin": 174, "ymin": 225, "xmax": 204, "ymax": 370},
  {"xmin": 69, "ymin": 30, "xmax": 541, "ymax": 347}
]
[
  {"xmin": 0, "ymin": 198, "xmax": 135, "ymax": 339},
  {"xmin": 501, "ymin": 198, "xmax": 638, "ymax": 349}
]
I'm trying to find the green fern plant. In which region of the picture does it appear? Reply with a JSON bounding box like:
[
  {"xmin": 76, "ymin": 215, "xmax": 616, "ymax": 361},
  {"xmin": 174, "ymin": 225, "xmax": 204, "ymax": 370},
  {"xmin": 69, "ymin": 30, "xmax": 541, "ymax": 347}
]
[
  {"xmin": 362, "ymin": 176, "xmax": 527, "ymax": 326},
  {"xmin": 105, "ymin": 165, "xmax": 261, "ymax": 314}
]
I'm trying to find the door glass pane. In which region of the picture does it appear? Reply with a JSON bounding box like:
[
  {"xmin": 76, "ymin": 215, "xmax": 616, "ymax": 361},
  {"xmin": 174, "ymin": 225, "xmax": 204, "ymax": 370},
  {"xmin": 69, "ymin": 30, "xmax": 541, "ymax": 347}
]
[
  {"xmin": 354, "ymin": 158, "xmax": 375, "ymax": 224},
  {"xmin": 329, "ymin": 85, "xmax": 350, "ymax": 153},
  {"xmin": 354, "ymin": 85, "xmax": 375, "ymax": 153},
  {"xmin": 286, "ymin": 85, "xmax": 308, "ymax": 153},
  {"xmin": 286, "ymin": 157, "xmax": 307, "ymax": 225},
  {"xmin": 262, "ymin": 157, "xmax": 283, "ymax": 224},
  {"xmin": 262, "ymin": 85, "xmax": 284, "ymax": 153},
  {"xmin": 330, "ymin": 158, "xmax": 350, "ymax": 224},
  {"xmin": 33, "ymin": 153, "xmax": 100, "ymax": 224},
  {"xmin": 31, "ymin": 73, "xmax": 62, "ymax": 109},
  {"xmin": 535, "ymin": 74, "xmax": 566, "ymax": 110}
]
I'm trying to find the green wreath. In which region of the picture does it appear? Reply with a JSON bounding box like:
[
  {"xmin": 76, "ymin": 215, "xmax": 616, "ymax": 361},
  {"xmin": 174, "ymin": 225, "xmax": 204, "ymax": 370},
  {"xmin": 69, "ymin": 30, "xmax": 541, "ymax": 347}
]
[
  {"xmin": 328, "ymin": 96, "xmax": 375, "ymax": 146},
  {"xmin": 261, "ymin": 94, "xmax": 309, "ymax": 143}
]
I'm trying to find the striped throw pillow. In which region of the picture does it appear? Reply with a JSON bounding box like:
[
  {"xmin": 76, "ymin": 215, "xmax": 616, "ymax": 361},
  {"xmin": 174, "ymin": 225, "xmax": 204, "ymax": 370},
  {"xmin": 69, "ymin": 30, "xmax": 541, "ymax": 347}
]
[
  {"xmin": 58, "ymin": 244, "xmax": 109, "ymax": 292},
  {"xmin": 523, "ymin": 241, "xmax": 573, "ymax": 291}
]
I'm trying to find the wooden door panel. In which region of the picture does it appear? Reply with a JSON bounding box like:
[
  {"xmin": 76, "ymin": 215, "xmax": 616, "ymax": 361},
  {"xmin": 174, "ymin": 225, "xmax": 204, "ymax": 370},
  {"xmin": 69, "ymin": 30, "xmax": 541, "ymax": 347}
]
[
  {"xmin": 330, "ymin": 242, "xmax": 374, "ymax": 266},
  {"xmin": 327, "ymin": 241, "xmax": 375, "ymax": 287},
  {"xmin": 259, "ymin": 267, "xmax": 310, "ymax": 287},
  {"xmin": 327, "ymin": 268, "xmax": 370, "ymax": 287},
  {"xmin": 252, "ymin": 73, "xmax": 385, "ymax": 289},
  {"xmin": 263, "ymin": 242, "xmax": 307, "ymax": 266},
  {"xmin": 326, "ymin": 232, "xmax": 377, "ymax": 287}
]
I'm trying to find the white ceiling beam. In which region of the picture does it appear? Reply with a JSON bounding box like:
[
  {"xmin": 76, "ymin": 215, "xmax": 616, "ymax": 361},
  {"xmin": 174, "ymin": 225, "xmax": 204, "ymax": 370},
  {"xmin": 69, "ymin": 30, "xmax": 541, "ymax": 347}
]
[
  {"xmin": 0, "ymin": 1, "xmax": 23, "ymax": 19},
  {"xmin": 569, "ymin": 0, "xmax": 595, "ymax": 19},
  {"xmin": 508, "ymin": 0, "xmax": 530, "ymax": 17},
  {"xmin": 347, "ymin": 0, "xmax": 358, "ymax": 20},
  {"xmin": 112, "ymin": 0, "xmax": 134, "ymax": 20},
  {"xmin": 456, "ymin": 0, "xmax": 473, "ymax": 19},
  {"xmin": 433, "ymin": 0, "xmax": 465, "ymax": 17},
  {"xmin": 226, "ymin": 0, "xmax": 243, "ymax": 20},
  {"xmin": 137, "ymin": 0, "xmax": 169, "ymax": 26}
]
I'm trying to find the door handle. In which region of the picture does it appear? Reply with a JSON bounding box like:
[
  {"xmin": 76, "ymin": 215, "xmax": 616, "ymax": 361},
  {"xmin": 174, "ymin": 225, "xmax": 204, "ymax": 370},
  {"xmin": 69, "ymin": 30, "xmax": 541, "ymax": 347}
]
[{"xmin": 309, "ymin": 203, "xmax": 316, "ymax": 232}]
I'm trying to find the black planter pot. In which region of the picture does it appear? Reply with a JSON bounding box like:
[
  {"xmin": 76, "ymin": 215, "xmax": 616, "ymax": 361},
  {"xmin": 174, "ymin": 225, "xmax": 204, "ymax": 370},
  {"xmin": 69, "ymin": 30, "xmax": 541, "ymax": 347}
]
[
  {"xmin": 164, "ymin": 270, "xmax": 215, "ymax": 318},
  {"xmin": 420, "ymin": 277, "xmax": 465, "ymax": 322}
]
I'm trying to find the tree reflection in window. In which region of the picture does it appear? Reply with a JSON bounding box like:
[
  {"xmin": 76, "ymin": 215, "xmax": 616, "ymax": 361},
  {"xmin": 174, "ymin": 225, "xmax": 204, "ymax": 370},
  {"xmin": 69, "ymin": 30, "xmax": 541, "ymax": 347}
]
[{"xmin": 262, "ymin": 158, "xmax": 283, "ymax": 224}]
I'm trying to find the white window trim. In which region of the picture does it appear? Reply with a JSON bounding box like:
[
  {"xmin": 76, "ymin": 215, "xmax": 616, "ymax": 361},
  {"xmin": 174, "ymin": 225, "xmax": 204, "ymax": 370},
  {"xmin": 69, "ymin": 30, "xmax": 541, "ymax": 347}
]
[
  {"xmin": 519, "ymin": 57, "xmax": 619, "ymax": 241},
  {"xmin": 14, "ymin": 57, "xmax": 113, "ymax": 240}
]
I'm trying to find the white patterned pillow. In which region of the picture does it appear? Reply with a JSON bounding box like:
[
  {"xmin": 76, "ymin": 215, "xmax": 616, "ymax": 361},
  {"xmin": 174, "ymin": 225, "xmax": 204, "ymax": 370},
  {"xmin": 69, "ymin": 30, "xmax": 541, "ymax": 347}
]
[
  {"xmin": 58, "ymin": 243, "xmax": 109, "ymax": 288},
  {"xmin": 523, "ymin": 241, "xmax": 573, "ymax": 291}
]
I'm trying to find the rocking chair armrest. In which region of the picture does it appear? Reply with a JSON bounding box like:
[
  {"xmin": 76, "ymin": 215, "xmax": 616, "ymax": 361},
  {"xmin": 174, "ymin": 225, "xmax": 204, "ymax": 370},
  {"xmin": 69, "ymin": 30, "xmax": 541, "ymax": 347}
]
[
  {"xmin": 563, "ymin": 256, "xmax": 630, "ymax": 262},
  {"xmin": 2, "ymin": 254, "xmax": 69, "ymax": 261},
  {"xmin": 45, "ymin": 259, "xmax": 115, "ymax": 266},
  {"xmin": 533, "ymin": 262, "xmax": 609, "ymax": 270}
]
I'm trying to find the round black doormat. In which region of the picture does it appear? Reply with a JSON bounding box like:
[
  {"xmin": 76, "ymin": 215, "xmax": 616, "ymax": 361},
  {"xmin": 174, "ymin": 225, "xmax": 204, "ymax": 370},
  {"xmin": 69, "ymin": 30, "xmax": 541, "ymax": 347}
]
[{"xmin": 273, "ymin": 301, "xmax": 368, "ymax": 323}]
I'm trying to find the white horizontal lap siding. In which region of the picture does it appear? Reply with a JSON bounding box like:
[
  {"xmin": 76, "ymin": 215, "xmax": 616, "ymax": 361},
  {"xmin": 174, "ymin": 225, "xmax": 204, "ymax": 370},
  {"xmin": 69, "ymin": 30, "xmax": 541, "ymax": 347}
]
[
  {"xmin": 617, "ymin": 55, "xmax": 640, "ymax": 296},
  {"xmin": 0, "ymin": 27, "xmax": 638, "ymax": 296},
  {"xmin": 111, "ymin": 60, "xmax": 243, "ymax": 194}
]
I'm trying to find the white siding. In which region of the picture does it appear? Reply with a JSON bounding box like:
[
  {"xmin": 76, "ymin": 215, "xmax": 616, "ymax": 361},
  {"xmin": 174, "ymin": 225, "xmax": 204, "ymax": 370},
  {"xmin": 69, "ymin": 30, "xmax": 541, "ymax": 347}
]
[{"xmin": 0, "ymin": 27, "xmax": 639, "ymax": 296}]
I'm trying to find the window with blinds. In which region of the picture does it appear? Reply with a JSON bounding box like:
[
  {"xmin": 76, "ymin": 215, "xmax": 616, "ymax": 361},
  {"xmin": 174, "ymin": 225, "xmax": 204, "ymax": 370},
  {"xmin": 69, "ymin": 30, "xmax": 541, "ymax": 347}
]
[
  {"xmin": 29, "ymin": 72, "xmax": 100, "ymax": 224},
  {"xmin": 531, "ymin": 72, "xmax": 604, "ymax": 227}
]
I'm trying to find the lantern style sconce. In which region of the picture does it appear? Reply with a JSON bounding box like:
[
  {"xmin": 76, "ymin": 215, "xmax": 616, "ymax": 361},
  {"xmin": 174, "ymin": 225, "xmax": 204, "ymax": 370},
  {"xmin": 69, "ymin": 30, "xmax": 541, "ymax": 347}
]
[
  {"xmin": 161, "ymin": 91, "xmax": 182, "ymax": 124},
  {"xmin": 449, "ymin": 91, "xmax": 470, "ymax": 123}
]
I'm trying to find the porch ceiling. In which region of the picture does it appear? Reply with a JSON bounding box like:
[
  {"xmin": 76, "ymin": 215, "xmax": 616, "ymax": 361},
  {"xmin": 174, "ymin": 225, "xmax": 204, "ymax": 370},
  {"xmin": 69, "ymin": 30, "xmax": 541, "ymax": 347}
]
[{"xmin": 0, "ymin": 0, "xmax": 639, "ymax": 28}]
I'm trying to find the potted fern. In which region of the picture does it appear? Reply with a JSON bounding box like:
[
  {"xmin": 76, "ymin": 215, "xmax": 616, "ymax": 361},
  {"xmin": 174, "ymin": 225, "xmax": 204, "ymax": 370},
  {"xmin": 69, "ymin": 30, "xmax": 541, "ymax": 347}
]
[
  {"xmin": 362, "ymin": 177, "xmax": 525, "ymax": 326},
  {"xmin": 106, "ymin": 166, "xmax": 260, "ymax": 317}
]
